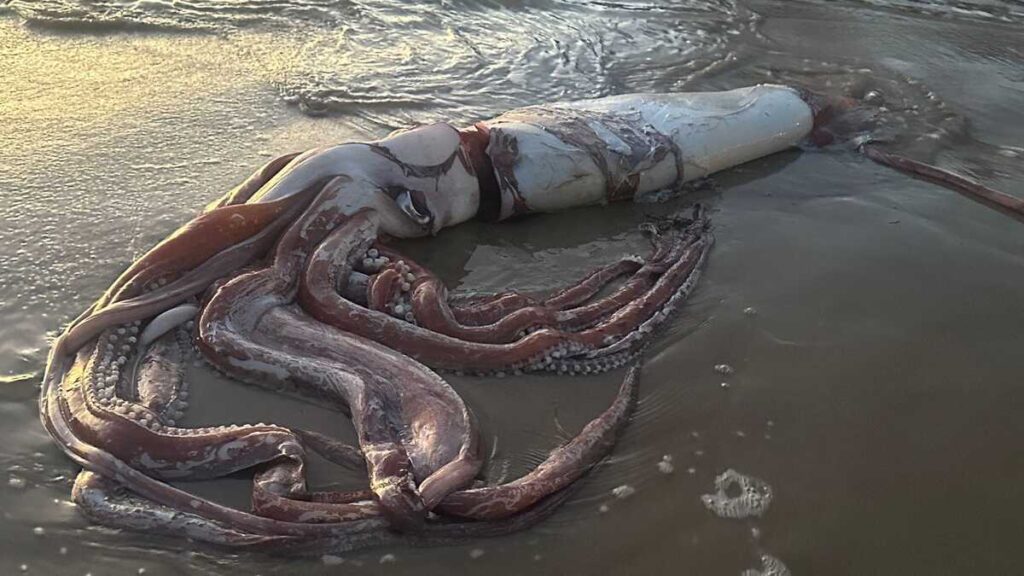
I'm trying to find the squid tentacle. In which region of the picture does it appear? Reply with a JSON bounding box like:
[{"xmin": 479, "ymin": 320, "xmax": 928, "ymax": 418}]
[{"xmin": 299, "ymin": 209, "xmax": 709, "ymax": 375}]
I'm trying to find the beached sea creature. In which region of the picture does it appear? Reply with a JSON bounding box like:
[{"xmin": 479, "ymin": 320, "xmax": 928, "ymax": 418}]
[{"xmin": 40, "ymin": 85, "xmax": 1018, "ymax": 552}]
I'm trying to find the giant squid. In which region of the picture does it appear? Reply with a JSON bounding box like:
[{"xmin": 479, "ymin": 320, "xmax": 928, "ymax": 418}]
[{"xmin": 40, "ymin": 84, "xmax": 1021, "ymax": 552}]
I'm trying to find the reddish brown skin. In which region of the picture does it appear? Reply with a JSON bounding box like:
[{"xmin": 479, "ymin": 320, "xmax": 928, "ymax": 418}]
[
  {"xmin": 410, "ymin": 278, "xmax": 560, "ymax": 343},
  {"xmin": 438, "ymin": 364, "xmax": 640, "ymax": 520},
  {"xmin": 367, "ymin": 268, "xmax": 404, "ymax": 312},
  {"xmin": 101, "ymin": 194, "xmax": 303, "ymax": 307}
]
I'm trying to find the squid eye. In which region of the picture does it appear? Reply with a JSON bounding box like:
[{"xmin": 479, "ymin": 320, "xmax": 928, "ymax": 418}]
[{"xmin": 396, "ymin": 189, "xmax": 432, "ymax": 226}]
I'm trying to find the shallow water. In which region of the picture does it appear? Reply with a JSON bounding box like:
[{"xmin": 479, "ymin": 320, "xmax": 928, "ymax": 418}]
[{"xmin": 1, "ymin": 1, "xmax": 1022, "ymax": 574}]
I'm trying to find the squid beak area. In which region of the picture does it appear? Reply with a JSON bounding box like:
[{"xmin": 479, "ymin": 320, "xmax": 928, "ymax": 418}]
[{"xmin": 797, "ymin": 87, "xmax": 878, "ymax": 148}]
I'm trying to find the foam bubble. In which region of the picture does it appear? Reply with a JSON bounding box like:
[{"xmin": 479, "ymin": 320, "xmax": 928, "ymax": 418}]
[
  {"xmin": 657, "ymin": 455, "xmax": 675, "ymax": 474},
  {"xmin": 741, "ymin": 554, "xmax": 791, "ymax": 576},
  {"xmin": 321, "ymin": 555, "xmax": 344, "ymax": 566},
  {"xmin": 701, "ymin": 469, "xmax": 773, "ymax": 519},
  {"xmin": 612, "ymin": 484, "xmax": 636, "ymax": 499}
]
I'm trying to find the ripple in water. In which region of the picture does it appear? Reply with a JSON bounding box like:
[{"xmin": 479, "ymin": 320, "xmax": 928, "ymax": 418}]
[
  {"xmin": 275, "ymin": 0, "xmax": 749, "ymax": 131},
  {"xmin": 799, "ymin": 0, "xmax": 1023, "ymax": 24},
  {"xmin": 2, "ymin": 0, "xmax": 979, "ymax": 149},
  {"xmin": 3, "ymin": 0, "xmax": 748, "ymax": 129},
  {"xmin": 3, "ymin": 0, "xmax": 356, "ymax": 31}
]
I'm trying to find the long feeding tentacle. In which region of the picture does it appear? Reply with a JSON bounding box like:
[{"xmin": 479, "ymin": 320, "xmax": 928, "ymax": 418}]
[{"xmin": 861, "ymin": 144, "xmax": 1024, "ymax": 221}]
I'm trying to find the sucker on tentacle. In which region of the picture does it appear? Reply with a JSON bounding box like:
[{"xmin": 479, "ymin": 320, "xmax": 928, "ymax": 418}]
[{"xmin": 41, "ymin": 83, "xmax": 1018, "ymax": 554}]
